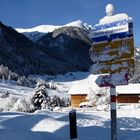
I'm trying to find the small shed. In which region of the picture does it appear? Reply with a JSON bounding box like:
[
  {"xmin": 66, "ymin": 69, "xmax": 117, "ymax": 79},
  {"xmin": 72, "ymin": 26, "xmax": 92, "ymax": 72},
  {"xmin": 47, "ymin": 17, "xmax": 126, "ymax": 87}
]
[
  {"xmin": 116, "ymin": 84, "xmax": 140, "ymax": 103},
  {"xmin": 68, "ymin": 84, "xmax": 89, "ymax": 107},
  {"xmin": 68, "ymin": 75, "xmax": 98, "ymax": 107}
]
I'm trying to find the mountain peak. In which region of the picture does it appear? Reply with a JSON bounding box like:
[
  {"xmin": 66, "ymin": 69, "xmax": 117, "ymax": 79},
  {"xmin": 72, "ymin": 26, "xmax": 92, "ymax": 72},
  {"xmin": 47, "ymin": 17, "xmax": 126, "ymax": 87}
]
[
  {"xmin": 65, "ymin": 20, "xmax": 93, "ymax": 31},
  {"xmin": 64, "ymin": 20, "xmax": 83, "ymax": 27}
]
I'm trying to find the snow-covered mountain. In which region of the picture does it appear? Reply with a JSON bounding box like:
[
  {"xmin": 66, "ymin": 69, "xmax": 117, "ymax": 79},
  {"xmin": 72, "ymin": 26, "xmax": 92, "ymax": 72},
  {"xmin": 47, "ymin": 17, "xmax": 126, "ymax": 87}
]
[
  {"xmin": 0, "ymin": 21, "xmax": 92, "ymax": 76},
  {"xmin": 64, "ymin": 20, "xmax": 93, "ymax": 31},
  {"xmin": 16, "ymin": 20, "xmax": 92, "ymax": 33},
  {"xmin": 16, "ymin": 25, "xmax": 61, "ymax": 42},
  {"xmin": 16, "ymin": 25, "xmax": 61, "ymax": 33},
  {"xmin": 16, "ymin": 20, "xmax": 93, "ymax": 42}
]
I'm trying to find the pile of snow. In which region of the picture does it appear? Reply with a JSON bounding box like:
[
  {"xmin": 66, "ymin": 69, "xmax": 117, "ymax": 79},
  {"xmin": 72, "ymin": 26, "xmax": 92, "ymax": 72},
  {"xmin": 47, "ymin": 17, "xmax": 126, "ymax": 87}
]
[
  {"xmin": 99, "ymin": 13, "xmax": 131, "ymax": 24},
  {"xmin": 96, "ymin": 4, "xmax": 132, "ymax": 25}
]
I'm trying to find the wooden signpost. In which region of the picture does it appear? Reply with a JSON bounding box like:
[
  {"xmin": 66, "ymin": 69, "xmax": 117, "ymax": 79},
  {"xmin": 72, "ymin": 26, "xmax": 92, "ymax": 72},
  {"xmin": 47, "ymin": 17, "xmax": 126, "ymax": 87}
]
[
  {"xmin": 90, "ymin": 5, "xmax": 134, "ymax": 140},
  {"xmin": 95, "ymin": 71, "xmax": 129, "ymax": 87},
  {"xmin": 90, "ymin": 38, "xmax": 134, "ymax": 63}
]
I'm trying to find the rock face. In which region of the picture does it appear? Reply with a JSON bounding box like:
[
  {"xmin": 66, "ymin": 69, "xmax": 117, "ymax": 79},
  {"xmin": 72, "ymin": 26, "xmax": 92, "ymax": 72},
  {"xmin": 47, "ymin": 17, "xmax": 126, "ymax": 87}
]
[
  {"xmin": 37, "ymin": 26, "xmax": 92, "ymax": 73},
  {"xmin": 0, "ymin": 21, "xmax": 43, "ymax": 75},
  {"xmin": 0, "ymin": 21, "xmax": 92, "ymax": 75}
]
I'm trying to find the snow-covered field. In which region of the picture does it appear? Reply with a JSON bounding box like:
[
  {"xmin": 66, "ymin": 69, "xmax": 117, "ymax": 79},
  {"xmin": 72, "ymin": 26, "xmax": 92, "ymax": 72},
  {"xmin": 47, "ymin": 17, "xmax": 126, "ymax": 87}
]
[
  {"xmin": 0, "ymin": 108, "xmax": 140, "ymax": 140},
  {"xmin": 0, "ymin": 72, "xmax": 140, "ymax": 140}
]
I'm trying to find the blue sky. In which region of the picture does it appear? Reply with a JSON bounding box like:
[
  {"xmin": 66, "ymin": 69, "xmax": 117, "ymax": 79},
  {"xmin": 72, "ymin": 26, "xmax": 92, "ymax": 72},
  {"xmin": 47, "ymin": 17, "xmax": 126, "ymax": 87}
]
[{"xmin": 0, "ymin": 0, "xmax": 140, "ymax": 46}]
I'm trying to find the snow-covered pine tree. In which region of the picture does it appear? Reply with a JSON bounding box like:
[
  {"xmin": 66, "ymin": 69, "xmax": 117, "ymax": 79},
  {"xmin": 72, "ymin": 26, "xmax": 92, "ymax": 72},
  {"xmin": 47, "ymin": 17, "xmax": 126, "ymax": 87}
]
[
  {"xmin": 85, "ymin": 87, "xmax": 110, "ymax": 110},
  {"xmin": 60, "ymin": 97, "xmax": 70, "ymax": 107},
  {"xmin": 32, "ymin": 80, "xmax": 50, "ymax": 110},
  {"xmin": 51, "ymin": 95, "xmax": 61, "ymax": 108}
]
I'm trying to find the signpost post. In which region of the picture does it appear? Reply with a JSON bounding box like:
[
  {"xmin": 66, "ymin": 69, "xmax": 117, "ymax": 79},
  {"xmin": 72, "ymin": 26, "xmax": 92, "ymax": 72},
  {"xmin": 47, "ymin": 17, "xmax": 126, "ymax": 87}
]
[
  {"xmin": 90, "ymin": 4, "xmax": 134, "ymax": 140},
  {"xmin": 110, "ymin": 86, "xmax": 117, "ymax": 140}
]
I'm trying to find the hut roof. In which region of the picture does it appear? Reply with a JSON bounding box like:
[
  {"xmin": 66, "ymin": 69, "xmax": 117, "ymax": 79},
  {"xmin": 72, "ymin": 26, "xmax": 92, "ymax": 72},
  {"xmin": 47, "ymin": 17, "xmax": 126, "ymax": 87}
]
[{"xmin": 68, "ymin": 74, "xmax": 140, "ymax": 95}]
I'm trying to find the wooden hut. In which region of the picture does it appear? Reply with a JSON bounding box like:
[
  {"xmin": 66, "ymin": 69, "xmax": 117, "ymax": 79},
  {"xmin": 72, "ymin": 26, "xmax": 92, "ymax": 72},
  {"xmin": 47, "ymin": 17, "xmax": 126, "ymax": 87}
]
[
  {"xmin": 68, "ymin": 75, "xmax": 98, "ymax": 107},
  {"xmin": 68, "ymin": 79, "xmax": 140, "ymax": 107},
  {"xmin": 68, "ymin": 84, "xmax": 89, "ymax": 107},
  {"xmin": 116, "ymin": 84, "xmax": 140, "ymax": 103}
]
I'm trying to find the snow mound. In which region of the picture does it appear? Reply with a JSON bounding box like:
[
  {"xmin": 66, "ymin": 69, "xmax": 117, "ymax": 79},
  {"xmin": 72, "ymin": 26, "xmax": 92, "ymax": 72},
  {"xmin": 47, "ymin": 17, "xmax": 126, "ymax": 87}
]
[
  {"xmin": 106, "ymin": 3, "xmax": 114, "ymax": 16},
  {"xmin": 99, "ymin": 13, "xmax": 130, "ymax": 24},
  {"xmin": 99, "ymin": 4, "xmax": 132, "ymax": 24}
]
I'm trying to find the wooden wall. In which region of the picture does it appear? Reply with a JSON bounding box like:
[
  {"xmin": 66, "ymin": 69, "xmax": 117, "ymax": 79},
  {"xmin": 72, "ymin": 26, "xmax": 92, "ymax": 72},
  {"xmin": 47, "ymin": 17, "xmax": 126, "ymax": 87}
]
[
  {"xmin": 71, "ymin": 94, "xmax": 87, "ymax": 107},
  {"xmin": 70, "ymin": 94, "xmax": 140, "ymax": 108},
  {"xmin": 117, "ymin": 94, "xmax": 140, "ymax": 103}
]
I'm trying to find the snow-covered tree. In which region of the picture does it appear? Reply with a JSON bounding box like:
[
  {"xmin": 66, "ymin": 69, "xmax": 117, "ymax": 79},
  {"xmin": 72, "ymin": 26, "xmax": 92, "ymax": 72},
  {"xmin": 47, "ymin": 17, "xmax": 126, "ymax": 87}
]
[
  {"xmin": 17, "ymin": 76, "xmax": 37, "ymax": 87},
  {"xmin": 51, "ymin": 95, "xmax": 61, "ymax": 107},
  {"xmin": 10, "ymin": 95, "xmax": 35, "ymax": 112},
  {"xmin": 1, "ymin": 96, "xmax": 18, "ymax": 111},
  {"xmin": 32, "ymin": 80, "xmax": 50, "ymax": 110},
  {"xmin": 60, "ymin": 96, "xmax": 70, "ymax": 107},
  {"xmin": 85, "ymin": 87, "xmax": 110, "ymax": 110},
  {"xmin": 0, "ymin": 65, "xmax": 9, "ymax": 79},
  {"xmin": 95, "ymin": 87, "xmax": 110, "ymax": 106},
  {"xmin": 49, "ymin": 80, "xmax": 57, "ymax": 90}
]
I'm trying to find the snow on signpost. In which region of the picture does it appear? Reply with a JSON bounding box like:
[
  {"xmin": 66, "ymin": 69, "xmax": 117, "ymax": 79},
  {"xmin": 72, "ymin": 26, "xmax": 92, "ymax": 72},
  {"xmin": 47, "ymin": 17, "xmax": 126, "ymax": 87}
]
[
  {"xmin": 95, "ymin": 71, "xmax": 128, "ymax": 87},
  {"xmin": 90, "ymin": 5, "xmax": 134, "ymax": 86},
  {"xmin": 90, "ymin": 4, "xmax": 135, "ymax": 140}
]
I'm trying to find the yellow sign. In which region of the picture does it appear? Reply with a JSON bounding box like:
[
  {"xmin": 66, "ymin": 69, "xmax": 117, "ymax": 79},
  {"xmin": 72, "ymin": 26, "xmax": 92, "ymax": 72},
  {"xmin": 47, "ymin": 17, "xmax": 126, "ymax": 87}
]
[
  {"xmin": 90, "ymin": 37, "xmax": 134, "ymax": 63},
  {"xmin": 90, "ymin": 59, "xmax": 134, "ymax": 74}
]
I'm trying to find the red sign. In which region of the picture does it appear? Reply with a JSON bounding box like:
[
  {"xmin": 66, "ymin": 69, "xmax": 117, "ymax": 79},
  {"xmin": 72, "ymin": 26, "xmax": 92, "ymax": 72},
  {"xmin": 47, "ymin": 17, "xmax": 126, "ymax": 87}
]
[{"xmin": 95, "ymin": 71, "xmax": 128, "ymax": 87}]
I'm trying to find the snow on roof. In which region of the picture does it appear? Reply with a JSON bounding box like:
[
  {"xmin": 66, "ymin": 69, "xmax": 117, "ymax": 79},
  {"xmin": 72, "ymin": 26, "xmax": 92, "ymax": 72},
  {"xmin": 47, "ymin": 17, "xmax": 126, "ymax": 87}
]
[
  {"xmin": 68, "ymin": 74, "xmax": 140, "ymax": 95},
  {"xmin": 67, "ymin": 84, "xmax": 91, "ymax": 95},
  {"xmin": 68, "ymin": 75, "xmax": 99, "ymax": 95},
  {"xmin": 116, "ymin": 84, "xmax": 140, "ymax": 94}
]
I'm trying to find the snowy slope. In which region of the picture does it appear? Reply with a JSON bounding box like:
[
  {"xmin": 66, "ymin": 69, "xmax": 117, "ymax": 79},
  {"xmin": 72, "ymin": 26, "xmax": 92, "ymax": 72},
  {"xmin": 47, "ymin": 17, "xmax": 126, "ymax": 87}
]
[
  {"xmin": 0, "ymin": 72, "xmax": 140, "ymax": 139},
  {"xmin": 0, "ymin": 108, "xmax": 140, "ymax": 140},
  {"xmin": 16, "ymin": 25, "xmax": 61, "ymax": 42},
  {"xmin": 16, "ymin": 25, "xmax": 61, "ymax": 33}
]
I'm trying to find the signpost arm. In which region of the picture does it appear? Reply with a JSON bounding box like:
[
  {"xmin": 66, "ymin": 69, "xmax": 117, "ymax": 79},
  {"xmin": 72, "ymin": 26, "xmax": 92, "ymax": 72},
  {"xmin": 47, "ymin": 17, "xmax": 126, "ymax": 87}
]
[{"xmin": 110, "ymin": 86, "xmax": 117, "ymax": 140}]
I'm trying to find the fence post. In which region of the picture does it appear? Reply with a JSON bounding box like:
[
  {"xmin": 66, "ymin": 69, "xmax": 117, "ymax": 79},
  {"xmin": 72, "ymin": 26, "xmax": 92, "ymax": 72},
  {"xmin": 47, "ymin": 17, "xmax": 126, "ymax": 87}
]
[{"xmin": 69, "ymin": 109, "xmax": 78, "ymax": 139}]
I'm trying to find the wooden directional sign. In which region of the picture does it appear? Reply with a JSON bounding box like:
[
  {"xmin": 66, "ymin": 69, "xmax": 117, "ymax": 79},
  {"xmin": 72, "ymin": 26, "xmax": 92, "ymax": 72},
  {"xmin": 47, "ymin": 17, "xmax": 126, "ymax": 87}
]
[
  {"xmin": 90, "ymin": 19, "xmax": 134, "ymax": 75},
  {"xmin": 90, "ymin": 38, "xmax": 134, "ymax": 63},
  {"xmin": 90, "ymin": 59, "xmax": 134, "ymax": 74},
  {"xmin": 95, "ymin": 71, "xmax": 129, "ymax": 87},
  {"xmin": 91, "ymin": 19, "xmax": 133, "ymax": 43}
]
